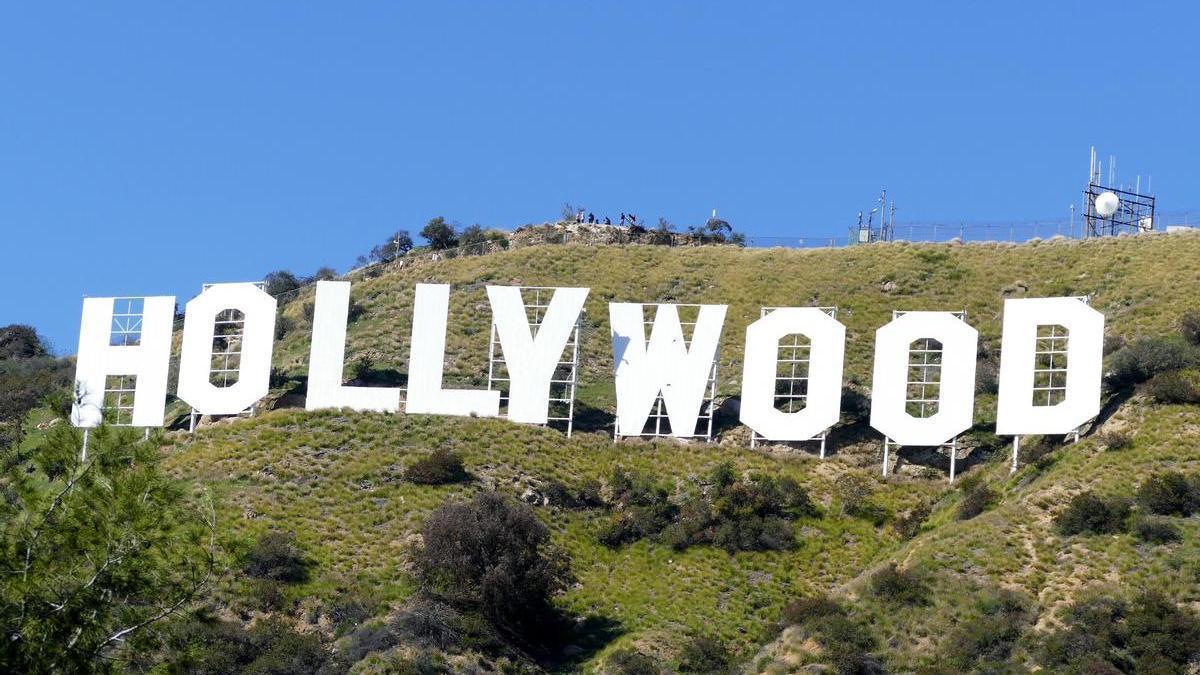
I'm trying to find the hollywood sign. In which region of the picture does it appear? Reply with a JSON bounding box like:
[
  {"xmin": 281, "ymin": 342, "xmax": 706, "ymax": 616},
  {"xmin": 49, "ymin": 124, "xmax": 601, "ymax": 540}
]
[{"xmin": 72, "ymin": 281, "xmax": 1103, "ymax": 460}]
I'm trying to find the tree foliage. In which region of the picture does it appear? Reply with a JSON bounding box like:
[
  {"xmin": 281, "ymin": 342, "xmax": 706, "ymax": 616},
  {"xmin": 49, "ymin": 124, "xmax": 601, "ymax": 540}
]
[
  {"xmin": 420, "ymin": 217, "xmax": 458, "ymax": 251},
  {"xmin": 0, "ymin": 424, "xmax": 216, "ymax": 673},
  {"xmin": 0, "ymin": 325, "xmax": 49, "ymax": 360}
]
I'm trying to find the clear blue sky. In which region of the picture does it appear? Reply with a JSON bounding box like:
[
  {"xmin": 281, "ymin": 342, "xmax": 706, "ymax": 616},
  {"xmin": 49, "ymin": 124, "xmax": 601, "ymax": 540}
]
[{"xmin": 3, "ymin": 2, "xmax": 1198, "ymax": 353}]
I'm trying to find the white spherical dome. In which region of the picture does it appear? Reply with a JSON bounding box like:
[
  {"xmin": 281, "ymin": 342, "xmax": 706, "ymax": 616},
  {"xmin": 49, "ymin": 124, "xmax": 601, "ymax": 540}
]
[{"xmin": 1095, "ymin": 191, "xmax": 1120, "ymax": 217}]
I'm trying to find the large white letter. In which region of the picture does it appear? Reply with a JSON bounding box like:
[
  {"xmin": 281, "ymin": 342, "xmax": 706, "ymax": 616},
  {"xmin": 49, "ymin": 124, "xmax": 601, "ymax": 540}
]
[
  {"xmin": 740, "ymin": 308, "xmax": 845, "ymax": 441},
  {"xmin": 869, "ymin": 312, "xmax": 977, "ymax": 446},
  {"xmin": 177, "ymin": 283, "xmax": 276, "ymax": 415},
  {"xmin": 72, "ymin": 296, "xmax": 174, "ymax": 427},
  {"xmin": 406, "ymin": 284, "xmax": 500, "ymax": 417},
  {"xmin": 486, "ymin": 286, "xmax": 589, "ymax": 424},
  {"xmin": 610, "ymin": 303, "xmax": 726, "ymax": 437},
  {"xmin": 306, "ymin": 281, "xmax": 401, "ymax": 412},
  {"xmin": 996, "ymin": 297, "xmax": 1104, "ymax": 435}
]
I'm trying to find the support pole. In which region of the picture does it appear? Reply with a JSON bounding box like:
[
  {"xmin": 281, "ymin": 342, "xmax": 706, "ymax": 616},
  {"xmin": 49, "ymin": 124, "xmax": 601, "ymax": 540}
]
[
  {"xmin": 81, "ymin": 428, "xmax": 90, "ymax": 463},
  {"xmin": 882, "ymin": 439, "xmax": 890, "ymax": 477},
  {"xmin": 1011, "ymin": 436, "xmax": 1021, "ymax": 473},
  {"xmin": 949, "ymin": 442, "xmax": 957, "ymax": 483}
]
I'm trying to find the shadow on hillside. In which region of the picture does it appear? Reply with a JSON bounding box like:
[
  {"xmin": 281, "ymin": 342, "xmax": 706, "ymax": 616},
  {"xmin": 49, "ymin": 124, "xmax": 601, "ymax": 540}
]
[
  {"xmin": 570, "ymin": 401, "xmax": 615, "ymax": 435},
  {"xmin": 1088, "ymin": 388, "xmax": 1135, "ymax": 435},
  {"xmin": 543, "ymin": 615, "xmax": 624, "ymax": 673}
]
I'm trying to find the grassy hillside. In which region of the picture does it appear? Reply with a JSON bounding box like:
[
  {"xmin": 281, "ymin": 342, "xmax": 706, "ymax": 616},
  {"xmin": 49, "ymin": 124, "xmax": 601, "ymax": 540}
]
[{"xmin": 160, "ymin": 232, "xmax": 1200, "ymax": 672}]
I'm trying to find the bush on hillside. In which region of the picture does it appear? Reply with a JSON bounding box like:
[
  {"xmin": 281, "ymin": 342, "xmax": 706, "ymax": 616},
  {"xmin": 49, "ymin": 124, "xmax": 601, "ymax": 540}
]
[
  {"xmin": 1180, "ymin": 309, "xmax": 1200, "ymax": 346},
  {"xmin": 0, "ymin": 354, "xmax": 72, "ymax": 448},
  {"xmin": 868, "ymin": 563, "xmax": 930, "ymax": 606},
  {"xmin": 1055, "ymin": 492, "xmax": 1131, "ymax": 535},
  {"xmin": 1106, "ymin": 337, "xmax": 1200, "ymax": 389},
  {"xmin": 1097, "ymin": 430, "xmax": 1132, "ymax": 451},
  {"xmin": 164, "ymin": 615, "xmax": 329, "ymax": 675},
  {"xmin": 956, "ymin": 476, "xmax": 997, "ymax": 521},
  {"xmin": 1038, "ymin": 592, "xmax": 1200, "ymax": 673},
  {"xmin": 404, "ymin": 448, "xmax": 468, "ymax": 485},
  {"xmin": 834, "ymin": 473, "xmax": 889, "ymax": 526},
  {"xmin": 598, "ymin": 464, "xmax": 818, "ymax": 553},
  {"xmin": 677, "ymin": 634, "xmax": 730, "ymax": 673},
  {"xmin": 778, "ymin": 595, "xmax": 881, "ymax": 674},
  {"xmin": 934, "ymin": 589, "xmax": 1033, "ymax": 673},
  {"xmin": 1132, "ymin": 516, "xmax": 1182, "ymax": 545},
  {"xmin": 543, "ymin": 478, "xmax": 604, "ymax": 509},
  {"xmin": 597, "ymin": 468, "xmax": 677, "ymax": 547},
  {"xmin": 1136, "ymin": 471, "xmax": 1200, "ymax": 516},
  {"xmin": 243, "ymin": 531, "xmax": 311, "ymax": 583},
  {"xmin": 894, "ymin": 502, "xmax": 931, "ymax": 539},
  {"xmin": 1144, "ymin": 369, "xmax": 1200, "ymax": 404},
  {"xmin": 606, "ymin": 648, "xmax": 660, "ymax": 675},
  {"xmin": 0, "ymin": 324, "xmax": 49, "ymax": 359},
  {"xmin": 415, "ymin": 492, "xmax": 570, "ymax": 640}
]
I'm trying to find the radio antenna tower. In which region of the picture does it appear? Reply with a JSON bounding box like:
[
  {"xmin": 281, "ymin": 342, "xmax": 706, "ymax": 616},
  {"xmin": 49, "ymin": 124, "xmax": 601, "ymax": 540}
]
[{"xmin": 1083, "ymin": 147, "xmax": 1156, "ymax": 237}]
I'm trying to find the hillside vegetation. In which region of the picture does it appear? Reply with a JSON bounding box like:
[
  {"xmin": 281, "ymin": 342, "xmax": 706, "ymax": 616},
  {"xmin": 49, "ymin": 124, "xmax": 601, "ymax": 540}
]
[{"xmin": 40, "ymin": 232, "xmax": 1200, "ymax": 671}]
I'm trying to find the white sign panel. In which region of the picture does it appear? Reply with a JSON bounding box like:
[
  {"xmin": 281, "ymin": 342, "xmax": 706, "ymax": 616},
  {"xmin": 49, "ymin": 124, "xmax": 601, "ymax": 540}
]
[
  {"xmin": 307, "ymin": 280, "xmax": 401, "ymax": 413},
  {"xmin": 996, "ymin": 297, "xmax": 1104, "ymax": 435},
  {"xmin": 610, "ymin": 303, "xmax": 726, "ymax": 437},
  {"xmin": 177, "ymin": 283, "xmax": 277, "ymax": 416},
  {"xmin": 406, "ymin": 284, "xmax": 501, "ymax": 417},
  {"xmin": 869, "ymin": 312, "xmax": 978, "ymax": 446},
  {"xmin": 740, "ymin": 308, "xmax": 845, "ymax": 441},
  {"xmin": 486, "ymin": 286, "xmax": 588, "ymax": 424},
  {"xmin": 72, "ymin": 296, "xmax": 175, "ymax": 427}
]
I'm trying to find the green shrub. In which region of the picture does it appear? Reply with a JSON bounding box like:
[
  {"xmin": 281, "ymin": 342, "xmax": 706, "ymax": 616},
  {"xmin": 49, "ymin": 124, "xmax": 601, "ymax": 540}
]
[
  {"xmin": 274, "ymin": 314, "xmax": 295, "ymax": 340},
  {"xmin": 404, "ymin": 448, "xmax": 468, "ymax": 485},
  {"xmin": 1180, "ymin": 309, "xmax": 1200, "ymax": 346},
  {"xmin": 957, "ymin": 477, "xmax": 997, "ymax": 521},
  {"xmin": 1132, "ymin": 516, "xmax": 1182, "ymax": 545},
  {"xmin": 1055, "ymin": 492, "xmax": 1131, "ymax": 535},
  {"xmin": 0, "ymin": 324, "xmax": 48, "ymax": 359},
  {"xmin": 1136, "ymin": 471, "xmax": 1200, "ymax": 516},
  {"xmin": 1144, "ymin": 369, "xmax": 1200, "ymax": 404},
  {"xmin": 1038, "ymin": 592, "xmax": 1200, "ymax": 673},
  {"xmin": 677, "ymin": 634, "xmax": 730, "ymax": 673},
  {"xmin": 167, "ymin": 615, "xmax": 329, "ymax": 675},
  {"xmin": 600, "ymin": 464, "xmax": 818, "ymax": 553},
  {"xmin": 936, "ymin": 589, "xmax": 1032, "ymax": 672},
  {"xmin": 868, "ymin": 563, "xmax": 930, "ymax": 606},
  {"xmin": 326, "ymin": 587, "xmax": 380, "ymax": 636},
  {"xmin": 246, "ymin": 578, "xmax": 289, "ymax": 612},
  {"xmin": 543, "ymin": 478, "xmax": 604, "ymax": 509},
  {"xmin": 778, "ymin": 595, "xmax": 881, "ymax": 674},
  {"xmin": 835, "ymin": 473, "xmax": 889, "ymax": 526},
  {"xmin": 894, "ymin": 502, "xmax": 931, "ymax": 539},
  {"xmin": 1097, "ymin": 430, "xmax": 1132, "ymax": 451},
  {"xmin": 243, "ymin": 531, "xmax": 311, "ymax": 583},
  {"xmin": 415, "ymin": 492, "xmax": 570, "ymax": 640},
  {"xmin": 606, "ymin": 648, "xmax": 660, "ymax": 675},
  {"xmin": 1106, "ymin": 337, "xmax": 1200, "ymax": 389}
]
